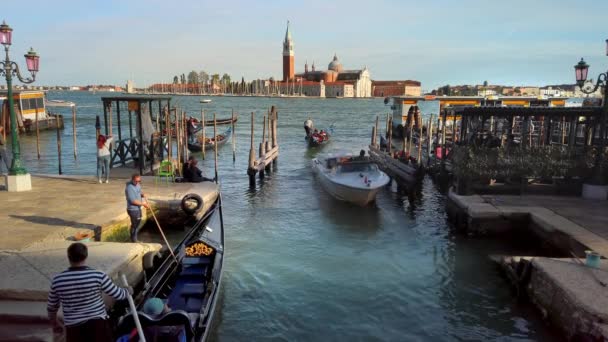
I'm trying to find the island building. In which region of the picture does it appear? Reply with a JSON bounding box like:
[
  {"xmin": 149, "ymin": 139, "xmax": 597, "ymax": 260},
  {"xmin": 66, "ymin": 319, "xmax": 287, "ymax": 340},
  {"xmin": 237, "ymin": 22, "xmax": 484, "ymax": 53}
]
[
  {"xmin": 277, "ymin": 22, "xmax": 372, "ymax": 98},
  {"xmin": 371, "ymin": 80, "xmax": 421, "ymax": 97}
]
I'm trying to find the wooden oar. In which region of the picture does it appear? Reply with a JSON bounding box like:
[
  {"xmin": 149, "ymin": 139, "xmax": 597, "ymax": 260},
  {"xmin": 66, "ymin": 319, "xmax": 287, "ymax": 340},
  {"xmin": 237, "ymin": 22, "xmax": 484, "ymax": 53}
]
[
  {"xmin": 145, "ymin": 198, "xmax": 177, "ymax": 262},
  {"xmin": 120, "ymin": 274, "xmax": 147, "ymax": 342}
]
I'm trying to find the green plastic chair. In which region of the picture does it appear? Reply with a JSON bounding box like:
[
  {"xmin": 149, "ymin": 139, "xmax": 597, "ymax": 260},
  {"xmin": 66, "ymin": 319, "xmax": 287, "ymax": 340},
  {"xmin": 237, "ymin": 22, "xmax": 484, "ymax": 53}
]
[{"xmin": 155, "ymin": 160, "xmax": 174, "ymax": 185}]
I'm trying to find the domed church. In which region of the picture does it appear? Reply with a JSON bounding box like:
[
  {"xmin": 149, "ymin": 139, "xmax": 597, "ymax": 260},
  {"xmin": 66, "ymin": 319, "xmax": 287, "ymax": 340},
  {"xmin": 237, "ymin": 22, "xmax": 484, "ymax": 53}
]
[{"xmin": 280, "ymin": 22, "xmax": 372, "ymax": 98}]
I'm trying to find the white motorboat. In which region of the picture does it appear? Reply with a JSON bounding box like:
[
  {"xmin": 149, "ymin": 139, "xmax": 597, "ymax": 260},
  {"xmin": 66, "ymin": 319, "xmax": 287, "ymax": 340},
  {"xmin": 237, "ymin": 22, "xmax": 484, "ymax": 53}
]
[
  {"xmin": 200, "ymin": 99, "xmax": 212, "ymax": 103},
  {"xmin": 312, "ymin": 151, "xmax": 390, "ymax": 206}
]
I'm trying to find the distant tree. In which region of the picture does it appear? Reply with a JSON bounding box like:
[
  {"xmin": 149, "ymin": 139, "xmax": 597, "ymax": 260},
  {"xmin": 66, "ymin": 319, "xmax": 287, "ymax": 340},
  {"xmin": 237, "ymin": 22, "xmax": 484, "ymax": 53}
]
[
  {"xmin": 211, "ymin": 74, "xmax": 220, "ymax": 85},
  {"xmin": 173, "ymin": 76, "xmax": 179, "ymax": 84},
  {"xmin": 483, "ymin": 80, "xmax": 488, "ymax": 87},
  {"xmin": 514, "ymin": 87, "xmax": 521, "ymax": 94},
  {"xmin": 187, "ymin": 71, "xmax": 199, "ymax": 85},
  {"xmin": 199, "ymin": 71, "xmax": 209, "ymax": 84},
  {"xmin": 439, "ymin": 84, "xmax": 451, "ymax": 96},
  {"xmin": 180, "ymin": 74, "xmax": 186, "ymax": 84},
  {"xmin": 221, "ymin": 73, "xmax": 231, "ymax": 85}
]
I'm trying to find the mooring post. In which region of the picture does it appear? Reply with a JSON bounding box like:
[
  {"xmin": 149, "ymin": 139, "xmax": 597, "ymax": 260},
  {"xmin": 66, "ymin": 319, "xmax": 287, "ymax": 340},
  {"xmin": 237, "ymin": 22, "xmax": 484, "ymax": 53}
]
[
  {"xmin": 417, "ymin": 118, "xmax": 423, "ymax": 166},
  {"xmin": 248, "ymin": 112, "xmax": 256, "ymax": 186},
  {"xmin": 35, "ymin": 107, "xmax": 40, "ymax": 159},
  {"xmin": 427, "ymin": 115, "xmax": 434, "ymax": 166},
  {"xmin": 56, "ymin": 122, "xmax": 62, "ymax": 175},
  {"xmin": 373, "ymin": 115, "xmax": 379, "ymax": 147},
  {"xmin": 265, "ymin": 114, "xmax": 271, "ymax": 173},
  {"xmin": 232, "ymin": 110, "xmax": 236, "ymax": 163},
  {"xmin": 214, "ymin": 113, "xmax": 218, "ymax": 182},
  {"xmin": 201, "ymin": 109, "xmax": 206, "ymax": 160},
  {"xmin": 259, "ymin": 114, "xmax": 267, "ymax": 179},
  {"xmin": 72, "ymin": 105, "xmax": 77, "ymax": 159},
  {"xmin": 408, "ymin": 122, "xmax": 413, "ymax": 154},
  {"xmin": 271, "ymin": 106, "xmax": 278, "ymax": 168},
  {"xmin": 371, "ymin": 126, "xmax": 376, "ymax": 146}
]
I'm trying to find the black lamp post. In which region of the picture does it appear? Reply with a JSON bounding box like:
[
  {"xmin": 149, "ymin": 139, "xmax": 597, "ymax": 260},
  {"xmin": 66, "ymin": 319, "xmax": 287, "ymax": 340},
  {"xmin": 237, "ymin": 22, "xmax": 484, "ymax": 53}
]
[
  {"xmin": 574, "ymin": 40, "xmax": 608, "ymax": 185},
  {"xmin": 0, "ymin": 20, "xmax": 40, "ymax": 176}
]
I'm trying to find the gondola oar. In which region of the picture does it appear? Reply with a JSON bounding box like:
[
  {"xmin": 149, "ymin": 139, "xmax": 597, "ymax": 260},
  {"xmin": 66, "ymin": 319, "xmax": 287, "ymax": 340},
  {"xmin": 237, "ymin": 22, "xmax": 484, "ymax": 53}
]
[
  {"xmin": 145, "ymin": 199, "xmax": 177, "ymax": 262},
  {"xmin": 120, "ymin": 274, "xmax": 146, "ymax": 342}
]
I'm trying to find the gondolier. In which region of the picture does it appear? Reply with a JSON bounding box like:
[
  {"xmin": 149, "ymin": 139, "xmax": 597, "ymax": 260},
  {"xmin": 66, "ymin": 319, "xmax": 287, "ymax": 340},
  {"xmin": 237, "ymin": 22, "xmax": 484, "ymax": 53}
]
[
  {"xmin": 125, "ymin": 173, "xmax": 149, "ymax": 243},
  {"xmin": 47, "ymin": 243, "xmax": 130, "ymax": 342},
  {"xmin": 304, "ymin": 117, "xmax": 313, "ymax": 137}
]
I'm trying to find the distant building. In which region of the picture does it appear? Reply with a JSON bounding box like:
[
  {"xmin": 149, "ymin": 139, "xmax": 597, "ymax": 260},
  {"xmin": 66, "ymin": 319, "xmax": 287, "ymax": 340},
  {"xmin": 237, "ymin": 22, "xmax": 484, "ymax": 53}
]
[
  {"xmin": 477, "ymin": 88, "xmax": 497, "ymax": 96},
  {"xmin": 518, "ymin": 86, "xmax": 540, "ymax": 96},
  {"xmin": 279, "ymin": 22, "xmax": 372, "ymax": 97},
  {"xmin": 371, "ymin": 80, "xmax": 421, "ymax": 97},
  {"xmin": 126, "ymin": 80, "xmax": 135, "ymax": 94}
]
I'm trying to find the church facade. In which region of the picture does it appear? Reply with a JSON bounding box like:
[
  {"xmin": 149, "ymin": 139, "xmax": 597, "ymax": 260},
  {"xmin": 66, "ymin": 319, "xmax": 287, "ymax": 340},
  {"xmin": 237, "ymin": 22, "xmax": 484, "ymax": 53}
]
[{"xmin": 278, "ymin": 22, "xmax": 372, "ymax": 98}]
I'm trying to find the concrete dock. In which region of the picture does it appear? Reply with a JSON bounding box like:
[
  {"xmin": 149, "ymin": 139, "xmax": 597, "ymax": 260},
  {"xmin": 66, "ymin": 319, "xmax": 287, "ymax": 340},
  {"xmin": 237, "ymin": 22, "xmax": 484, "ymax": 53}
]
[
  {"xmin": 0, "ymin": 175, "xmax": 220, "ymax": 341},
  {"xmin": 448, "ymin": 192, "xmax": 608, "ymax": 340}
]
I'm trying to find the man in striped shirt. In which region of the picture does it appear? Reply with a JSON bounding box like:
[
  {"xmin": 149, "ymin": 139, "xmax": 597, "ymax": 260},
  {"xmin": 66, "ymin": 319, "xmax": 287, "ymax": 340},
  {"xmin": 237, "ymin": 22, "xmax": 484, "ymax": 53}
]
[{"xmin": 47, "ymin": 242, "xmax": 129, "ymax": 341}]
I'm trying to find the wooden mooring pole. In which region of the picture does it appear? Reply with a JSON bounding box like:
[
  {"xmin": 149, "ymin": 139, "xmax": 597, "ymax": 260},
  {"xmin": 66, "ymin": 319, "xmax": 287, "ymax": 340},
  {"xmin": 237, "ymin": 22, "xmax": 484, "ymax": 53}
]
[
  {"xmin": 214, "ymin": 113, "xmax": 218, "ymax": 182},
  {"xmin": 35, "ymin": 107, "xmax": 40, "ymax": 159},
  {"xmin": 56, "ymin": 122, "xmax": 62, "ymax": 175},
  {"xmin": 232, "ymin": 109, "xmax": 236, "ymax": 163},
  {"xmin": 248, "ymin": 112, "xmax": 256, "ymax": 186},
  {"xmin": 72, "ymin": 106, "xmax": 77, "ymax": 159},
  {"xmin": 201, "ymin": 109, "xmax": 206, "ymax": 160}
]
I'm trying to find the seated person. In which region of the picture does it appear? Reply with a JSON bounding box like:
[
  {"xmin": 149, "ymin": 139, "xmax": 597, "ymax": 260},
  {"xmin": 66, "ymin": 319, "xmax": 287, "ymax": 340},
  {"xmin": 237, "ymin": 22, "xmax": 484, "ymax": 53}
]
[
  {"xmin": 142, "ymin": 298, "xmax": 186, "ymax": 342},
  {"xmin": 183, "ymin": 156, "xmax": 214, "ymax": 183}
]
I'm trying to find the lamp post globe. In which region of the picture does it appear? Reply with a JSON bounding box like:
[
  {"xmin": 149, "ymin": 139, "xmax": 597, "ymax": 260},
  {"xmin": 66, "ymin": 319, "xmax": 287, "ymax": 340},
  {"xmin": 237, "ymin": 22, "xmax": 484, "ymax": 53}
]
[
  {"xmin": 574, "ymin": 58, "xmax": 589, "ymax": 88},
  {"xmin": 0, "ymin": 21, "xmax": 12, "ymax": 46}
]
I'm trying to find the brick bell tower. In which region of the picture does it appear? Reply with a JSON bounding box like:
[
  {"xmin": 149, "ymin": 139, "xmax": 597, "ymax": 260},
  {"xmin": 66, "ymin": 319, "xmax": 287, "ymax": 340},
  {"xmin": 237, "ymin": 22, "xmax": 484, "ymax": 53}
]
[{"xmin": 282, "ymin": 21, "xmax": 294, "ymax": 81}]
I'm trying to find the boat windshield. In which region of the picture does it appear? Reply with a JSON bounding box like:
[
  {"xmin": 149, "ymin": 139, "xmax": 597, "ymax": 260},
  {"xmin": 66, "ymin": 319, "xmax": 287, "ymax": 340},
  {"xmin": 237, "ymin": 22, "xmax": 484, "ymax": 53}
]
[{"xmin": 338, "ymin": 162, "xmax": 377, "ymax": 173}]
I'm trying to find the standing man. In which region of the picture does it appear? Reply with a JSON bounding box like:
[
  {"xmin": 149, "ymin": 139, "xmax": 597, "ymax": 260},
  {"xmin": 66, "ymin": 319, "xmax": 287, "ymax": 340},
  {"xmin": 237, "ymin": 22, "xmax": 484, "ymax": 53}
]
[
  {"xmin": 0, "ymin": 126, "xmax": 10, "ymax": 173},
  {"xmin": 125, "ymin": 173, "xmax": 149, "ymax": 242},
  {"xmin": 47, "ymin": 242, "xmax": 129, "ymax": 341},
  {"xmin": 304, "ymin": 117, "xmax": 313, "ymax": 137}
]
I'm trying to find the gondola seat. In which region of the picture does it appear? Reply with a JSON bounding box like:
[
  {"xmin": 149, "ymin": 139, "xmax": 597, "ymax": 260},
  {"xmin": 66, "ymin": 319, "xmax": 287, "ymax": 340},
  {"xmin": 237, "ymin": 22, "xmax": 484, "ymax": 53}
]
[{"xmin": 116, "ymin": 310, "xmax": 194, "ymax": 342}]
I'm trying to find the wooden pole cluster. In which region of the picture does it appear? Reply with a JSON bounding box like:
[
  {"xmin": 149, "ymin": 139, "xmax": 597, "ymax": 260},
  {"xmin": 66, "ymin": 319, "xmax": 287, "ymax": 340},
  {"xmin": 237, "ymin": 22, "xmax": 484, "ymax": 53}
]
[{"xmin": 248, "ymin": 106, "xmax": 279, "ymax": 186}]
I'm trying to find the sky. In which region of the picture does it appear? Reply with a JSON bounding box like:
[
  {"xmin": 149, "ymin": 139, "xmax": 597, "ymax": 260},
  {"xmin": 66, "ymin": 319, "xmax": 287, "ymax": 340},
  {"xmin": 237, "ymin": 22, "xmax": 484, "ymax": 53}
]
[{"xmin": 2, "ymin": 0, "xmax": 608, "ymax": 90}]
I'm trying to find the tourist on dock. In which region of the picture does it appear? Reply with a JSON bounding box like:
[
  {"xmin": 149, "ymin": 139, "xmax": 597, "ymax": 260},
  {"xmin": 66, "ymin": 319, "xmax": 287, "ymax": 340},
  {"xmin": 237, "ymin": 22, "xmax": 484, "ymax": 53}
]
[
  {"xmin": 304, "ymin": 117, "xmax": 313, "ymax": 137},
  {"xmin": 0, "ymin": 127, "xmax": 9, "ymax": 173},
  {"xmin": 97, "ymin": 134, "xmax": 114, "ymax": 183},
  {"xmin": 47, "ymin": 242, "xmax": 131, "ymax": 342},
  {"xmin": 125, "ymin": 173, "xmax": 149, "ymax": 243},
  {"xmin": 183, "ymin": 156, "xmax": 214, "ymax": 183}
]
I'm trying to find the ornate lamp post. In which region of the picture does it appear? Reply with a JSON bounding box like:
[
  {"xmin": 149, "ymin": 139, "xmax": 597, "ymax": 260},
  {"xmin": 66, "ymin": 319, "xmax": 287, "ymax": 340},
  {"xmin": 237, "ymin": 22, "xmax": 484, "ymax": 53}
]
[
  {"xmin": 0, "ymin": 21, "xmax": 39, "ymax": 190},
  {"xmin": 574, "ymin": 40, "xmax": 608, "ymax": 186}
]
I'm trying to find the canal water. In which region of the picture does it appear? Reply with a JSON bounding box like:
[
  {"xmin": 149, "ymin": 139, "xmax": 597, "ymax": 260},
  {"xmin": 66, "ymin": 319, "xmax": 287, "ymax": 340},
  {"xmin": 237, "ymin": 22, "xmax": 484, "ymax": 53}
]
[{"xmin": 17, "ymin": 92, "xmax": 560, "ymax": 341}]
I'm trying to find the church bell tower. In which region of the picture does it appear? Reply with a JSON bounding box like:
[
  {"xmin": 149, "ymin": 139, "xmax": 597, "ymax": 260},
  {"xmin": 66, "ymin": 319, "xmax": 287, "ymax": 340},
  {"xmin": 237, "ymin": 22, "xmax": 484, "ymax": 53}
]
[{"xmin": 282, "ymin": 21, "xmax": 294, "ymax": 81}]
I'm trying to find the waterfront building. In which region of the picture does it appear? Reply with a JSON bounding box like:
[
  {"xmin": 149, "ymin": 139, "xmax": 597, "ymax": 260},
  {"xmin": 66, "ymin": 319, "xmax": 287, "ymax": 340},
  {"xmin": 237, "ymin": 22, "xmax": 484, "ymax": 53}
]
[
  {"xmin": 279, "ymin": 22, "xmax": 372, "ymax": 98},
  {"xmin": 371, "ymin": 80, "xmax": 421, "ymax": 97}
]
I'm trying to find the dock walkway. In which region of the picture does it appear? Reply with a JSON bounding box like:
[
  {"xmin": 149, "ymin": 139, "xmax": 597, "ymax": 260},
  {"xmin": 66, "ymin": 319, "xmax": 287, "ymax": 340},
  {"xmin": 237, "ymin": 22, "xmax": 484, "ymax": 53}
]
[
  {"xmin": 0, "ymin": 175, "xmax": 219, "ymax": 341},
  {"xmin": 448, "ymin": 192, "xmax": 608, "ymax": 339}
]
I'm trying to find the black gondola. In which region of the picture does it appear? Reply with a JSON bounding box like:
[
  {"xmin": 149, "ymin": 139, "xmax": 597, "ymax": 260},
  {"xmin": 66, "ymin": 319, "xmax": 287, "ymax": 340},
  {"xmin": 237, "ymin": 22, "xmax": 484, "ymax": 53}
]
[
  {"xmin": 187, "ymin": 127, "xmax": 232, "ymax": 152},
  {"xmin": 305, "ymin": 126, "xmax": 333, "ymax": 148},
  {"xmin": 115, "ymin": 196, "xmax": 225, "ymax": 342}
]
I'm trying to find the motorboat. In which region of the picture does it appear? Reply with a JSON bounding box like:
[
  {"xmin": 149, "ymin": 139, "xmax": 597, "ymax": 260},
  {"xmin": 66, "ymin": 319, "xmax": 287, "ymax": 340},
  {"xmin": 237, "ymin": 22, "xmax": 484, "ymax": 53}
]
[
  {"xmin": 200, "ymin": 99, "xmax": 212, "ymax": 104},
  {"xmin": 312, "ymin": 151, "xmax": 390, "ymax": 206}
]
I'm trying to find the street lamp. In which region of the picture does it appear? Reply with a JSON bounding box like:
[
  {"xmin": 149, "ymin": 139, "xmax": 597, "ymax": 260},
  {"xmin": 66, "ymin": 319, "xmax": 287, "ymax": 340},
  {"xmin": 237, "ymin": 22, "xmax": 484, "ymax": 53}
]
[
  {"xmin": 0, "ymin": 20, "xmax": 40, "ymax": 187},
  {"xmin": 574, "ymin": 40, "xmax": 608, "ymax": 185}
]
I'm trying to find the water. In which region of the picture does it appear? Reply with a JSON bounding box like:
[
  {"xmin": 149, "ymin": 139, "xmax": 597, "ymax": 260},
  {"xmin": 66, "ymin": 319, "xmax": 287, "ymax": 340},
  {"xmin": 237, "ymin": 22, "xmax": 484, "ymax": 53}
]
[{"xmin": 13, "ymin": 92, "xmax": 559, "ymax": 341}]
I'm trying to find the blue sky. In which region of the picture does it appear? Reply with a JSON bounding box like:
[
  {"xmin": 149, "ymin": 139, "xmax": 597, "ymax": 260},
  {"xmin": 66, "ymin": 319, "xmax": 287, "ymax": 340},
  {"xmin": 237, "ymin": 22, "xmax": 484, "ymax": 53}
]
[{"xmin": 3, "ymin": 0, "xmax": 607, "ymax": 90}]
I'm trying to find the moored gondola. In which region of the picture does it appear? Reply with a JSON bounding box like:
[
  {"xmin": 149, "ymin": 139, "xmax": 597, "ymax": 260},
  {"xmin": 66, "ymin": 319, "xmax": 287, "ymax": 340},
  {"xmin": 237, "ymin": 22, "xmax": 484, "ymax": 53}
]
[
  {"xmin": 187, "ymin": 127, "xmax": 232, "ymax": 152},
  {"xmin": 115, "ymin": 196, "xmax": 225, "ymax": 342}
]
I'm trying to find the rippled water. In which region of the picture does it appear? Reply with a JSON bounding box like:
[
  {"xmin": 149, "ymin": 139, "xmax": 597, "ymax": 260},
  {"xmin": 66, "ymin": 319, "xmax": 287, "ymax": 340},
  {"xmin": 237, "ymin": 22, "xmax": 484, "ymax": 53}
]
[{"xmin": 14, "ymin": 92, "xmax": 560, "ymax": 341}]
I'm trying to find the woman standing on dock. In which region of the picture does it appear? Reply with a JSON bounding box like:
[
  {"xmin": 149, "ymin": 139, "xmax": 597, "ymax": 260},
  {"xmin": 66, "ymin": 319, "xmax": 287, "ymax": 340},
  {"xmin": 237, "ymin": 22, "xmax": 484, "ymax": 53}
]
[{"xmin": 97, "ymin": 134, "xmax": 113, "ymax": 183}]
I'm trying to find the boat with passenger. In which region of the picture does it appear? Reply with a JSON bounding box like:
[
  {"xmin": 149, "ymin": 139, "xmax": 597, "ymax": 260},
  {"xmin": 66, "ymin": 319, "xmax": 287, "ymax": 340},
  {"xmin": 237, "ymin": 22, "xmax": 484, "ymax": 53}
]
[
  {"xmin": 312, "ymin": 150, "xmax": 390, "ymax": 206},
  {"xmin": 187, "ymin": 127, "xmax": 232, "ymax": 152},
  {"xmin": 114, "ymin": 196, "xmax": 224, "ymax": 342}
]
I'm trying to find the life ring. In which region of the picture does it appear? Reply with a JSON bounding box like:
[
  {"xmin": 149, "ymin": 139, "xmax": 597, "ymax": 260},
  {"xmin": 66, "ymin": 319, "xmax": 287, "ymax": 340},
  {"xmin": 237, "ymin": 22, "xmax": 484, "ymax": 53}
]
[{"xmin": 181, "ymin": 193, "xmax": 204, "ymax": 215}]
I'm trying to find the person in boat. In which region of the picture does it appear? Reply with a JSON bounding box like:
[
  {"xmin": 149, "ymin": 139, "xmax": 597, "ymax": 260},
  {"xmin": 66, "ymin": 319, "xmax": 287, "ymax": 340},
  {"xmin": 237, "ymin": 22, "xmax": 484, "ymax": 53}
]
[
  {"xmin": 304, "ymin": 118, "xmax": 313, "ymax": 137},
  {"xmin": 47, "ymin": 242, "xmax": 130, "ymax": 342},
  {"xmin": 140, "ymin": 298, "xmax": 186, "ymax": 341},
  {"xmin": 125, "ymin": 173, "xmax": 149, "ymax": 243},
  {"xmin": 96, "ymin": 134, "xmax": 114, "ymax": 184},
  {"xmin": 355, "ymin": 149, "xmax": 367, "ymax": 161},
  {"xmin": 0, "ymin": 126, "xmax": 9, "ymax": 173},
  {"xmin": 183, "ymin": 156, "xmax": 214, "ymax": 183}
]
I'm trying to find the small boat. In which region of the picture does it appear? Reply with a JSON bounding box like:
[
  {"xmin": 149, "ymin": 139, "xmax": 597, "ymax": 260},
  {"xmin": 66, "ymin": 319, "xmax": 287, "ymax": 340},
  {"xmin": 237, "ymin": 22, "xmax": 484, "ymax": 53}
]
[
  {"xmin": 312, "ymin": 151, "xmax": 390, "ymax": 206},
  {"xmin": 187, "ymin": 127, "xmax": 232, "ymax": 152},
  {"xmin": 200, "ymin": 99, "xmax": 212, "ymax": 103},
  {"xmin": 189, "ymin": 115, "xmax": 238, "ymax": 128},
  {"xmin": 115, "ymin": 196, "xmax": 224, "ymax": 342},
  {"xmin": 305, "ymin": 125, "xmax": 334, "ymax": 148}
]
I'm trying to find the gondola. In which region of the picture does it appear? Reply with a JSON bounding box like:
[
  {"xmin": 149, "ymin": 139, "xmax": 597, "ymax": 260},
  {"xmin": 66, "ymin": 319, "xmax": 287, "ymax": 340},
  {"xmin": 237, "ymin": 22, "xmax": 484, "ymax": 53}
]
[
  {"xmin": 305, "ymin": 126, "xmax": 334, "ymax": 148},
  {"xmin": 190, "ymin": 116, "xmax": 238, "ymax": 128},
  {"xmin": 187, "ymin": 127, "xmax": 232, "ymax": 152},
  {"xmin": 115, "ymin": 196, "xmax": 225, "ymax": 342}
]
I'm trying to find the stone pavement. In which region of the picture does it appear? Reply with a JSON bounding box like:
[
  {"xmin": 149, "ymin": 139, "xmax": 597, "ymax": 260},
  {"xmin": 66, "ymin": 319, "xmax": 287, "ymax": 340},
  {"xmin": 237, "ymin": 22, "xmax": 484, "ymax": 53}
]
[
  {"xmin": 0, "ymin": 175, "xmax": 219, "ymax": 251},
  {"xmin": 449, "ymin": 192, "xmax": 608, "ymax": 257}
]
